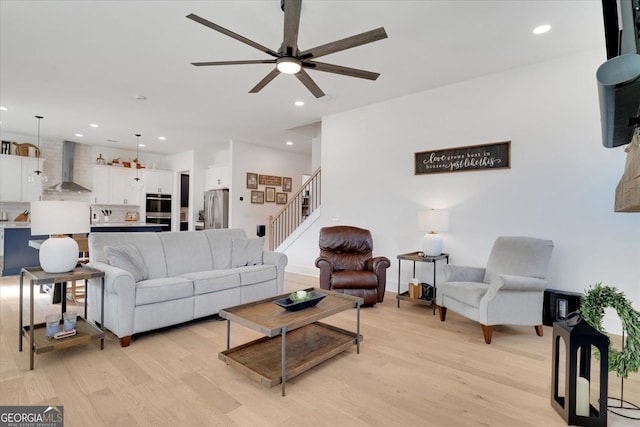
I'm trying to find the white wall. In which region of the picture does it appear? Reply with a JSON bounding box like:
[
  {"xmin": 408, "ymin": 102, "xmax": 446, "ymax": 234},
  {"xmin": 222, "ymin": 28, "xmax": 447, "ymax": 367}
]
[
  {"xmin": 230, "ymin": 140, "xmax": 312, "ymax": 238},
  {"xmin": 284, "ymin": 49, "xmax": 640, "ymax": 332}
]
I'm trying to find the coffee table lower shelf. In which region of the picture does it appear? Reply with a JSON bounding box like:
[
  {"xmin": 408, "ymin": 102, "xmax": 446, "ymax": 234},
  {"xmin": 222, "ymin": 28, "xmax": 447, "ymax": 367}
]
[{"xmin": 219, "ymin": 322, "xmax": 362, "ymax": 388}]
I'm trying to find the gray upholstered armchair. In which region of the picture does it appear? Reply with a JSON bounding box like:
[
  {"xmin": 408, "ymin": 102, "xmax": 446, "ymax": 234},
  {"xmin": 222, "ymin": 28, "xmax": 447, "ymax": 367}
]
[{"xmin": 436, "ymin": 236, "xmax": 554, "ymax": 344}]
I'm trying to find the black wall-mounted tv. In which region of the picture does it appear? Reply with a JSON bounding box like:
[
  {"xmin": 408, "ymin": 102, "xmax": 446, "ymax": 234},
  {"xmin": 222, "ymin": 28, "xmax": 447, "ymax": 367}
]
[
  {"xmin": 601, "ymin": 0, "xmax": 639, "ymax": 58},
  {"xmin": 597, "ymin": 0, "xmax": 640, "ymax": 148}
]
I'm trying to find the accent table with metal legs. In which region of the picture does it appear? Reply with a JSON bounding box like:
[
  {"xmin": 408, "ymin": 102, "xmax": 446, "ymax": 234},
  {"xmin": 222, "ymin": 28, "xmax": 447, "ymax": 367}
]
[
  {"xmin": 19, "ymin": 266, "xmax": 105, "ymax": 370},
  {"xmin": 396, "ymin": 252, "xmax": 449, "ymax": 314}
]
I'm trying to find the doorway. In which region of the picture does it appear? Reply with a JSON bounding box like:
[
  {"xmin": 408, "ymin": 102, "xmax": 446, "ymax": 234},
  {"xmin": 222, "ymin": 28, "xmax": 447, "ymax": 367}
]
[{"xmin": 180, "ymin": 172, "xmax": 189, "ymax": 231}]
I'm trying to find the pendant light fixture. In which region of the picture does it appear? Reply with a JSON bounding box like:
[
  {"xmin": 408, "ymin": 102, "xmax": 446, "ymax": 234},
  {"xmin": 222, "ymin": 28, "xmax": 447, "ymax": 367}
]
[
  {"xmin": 130, "ymin": 133, "xmax": 144, "ymax": 190},
  {"xmin": 28, "ymin": 115, "xmax": 48, "ymax": 184}
]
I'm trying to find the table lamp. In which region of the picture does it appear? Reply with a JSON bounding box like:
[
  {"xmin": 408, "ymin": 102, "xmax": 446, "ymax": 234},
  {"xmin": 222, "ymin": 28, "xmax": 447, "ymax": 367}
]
[
  {"xmin": 418, "ymin": 209, "xmax": 449, "ymax": 256},
  {"xmin": 30, "ymin": 201, "xmax": 90, "ymax": 273}
]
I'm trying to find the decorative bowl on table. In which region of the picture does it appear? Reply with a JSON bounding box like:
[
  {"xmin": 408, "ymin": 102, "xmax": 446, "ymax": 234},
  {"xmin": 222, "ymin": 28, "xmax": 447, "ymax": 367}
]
[{"xmin": 274, "ymin": 290, "xmax": 327, "ymax": 311}]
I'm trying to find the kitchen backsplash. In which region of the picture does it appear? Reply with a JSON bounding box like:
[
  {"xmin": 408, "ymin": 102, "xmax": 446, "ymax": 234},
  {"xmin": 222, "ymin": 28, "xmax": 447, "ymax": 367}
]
[
  {"xmin": 91, "ymin": 205, "xmax": 140, "ymax": 223},
  {"xmin": 0, "ymin": 201, "xmax": 141, "ymax": 224}
]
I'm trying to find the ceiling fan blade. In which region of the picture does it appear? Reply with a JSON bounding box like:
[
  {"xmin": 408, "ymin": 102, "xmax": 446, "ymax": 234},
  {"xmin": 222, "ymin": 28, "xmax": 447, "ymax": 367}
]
[
  {"xmin": 298, "ymin": 27, "xmax": 387, "ymax": 60},
  {"xmin": 295, "ymin": 69, "xmax": 325, "ymax": 98},
  {"xmin": 282, "ymin": 0, "xmax": 302, "ymax": 56},
  {"xmin": 187, "ymin": 13, "xmax": 280, "ymax": 58},
  {"xmin": 302, "ymin": 60, "xmax": 380, "ymax": 80},
  {"xmin": 192, "ymin": 59, "xmax": 277, "ymax": 67},
  {"xmin": 249, "ymin": 68, "xmax": 281, "ymax": 93}
]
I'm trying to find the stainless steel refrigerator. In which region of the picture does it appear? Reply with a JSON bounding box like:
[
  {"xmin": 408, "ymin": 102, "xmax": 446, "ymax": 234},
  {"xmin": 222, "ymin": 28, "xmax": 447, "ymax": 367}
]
[{"xmin": 204, "ymin": 189, "xmax": 229, "ymax": 229}]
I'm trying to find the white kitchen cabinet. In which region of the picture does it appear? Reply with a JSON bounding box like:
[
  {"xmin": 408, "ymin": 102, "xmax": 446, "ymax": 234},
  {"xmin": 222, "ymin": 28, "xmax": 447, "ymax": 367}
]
[
  {"xmin": 92, "ymin": 166, "xmax": 110, "ymax": 204},
  {"xmin": 142, "ymin": 170, "xmax": 173, "ymax": 195},
  {"xmin": 205, "ymin": 164, "xmax": 230, "ymax": 190},
  {"xmin": 0, "ymin": 155, "xmax": 44, "ymax": 202},
  {"xmin": 0, "ymin": 155, "xmax": 21, "ymax": 201},
  {"xmin": 92, "ymin": 165, "xmax": 142, "ymax": 205},
  {"xmin": 20, "ymin": 157, "xmax": 44, "ymax": 202},
  {"xmin": 109, "ymin": 167, "xmax": 142, "ymax": 205}
]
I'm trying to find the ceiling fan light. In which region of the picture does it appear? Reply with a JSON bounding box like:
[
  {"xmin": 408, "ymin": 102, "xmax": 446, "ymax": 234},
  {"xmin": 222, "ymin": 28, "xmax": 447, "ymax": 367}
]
[{"xmin": 277, "ymin": 57, "xmax": 302, "ymax": 74}]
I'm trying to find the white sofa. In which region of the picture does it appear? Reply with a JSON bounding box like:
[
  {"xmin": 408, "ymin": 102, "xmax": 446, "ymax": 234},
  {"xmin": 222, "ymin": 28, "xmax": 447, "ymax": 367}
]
[{"xmin": 86, "ymin": 229, "xmax": 287, "ymax": 347}]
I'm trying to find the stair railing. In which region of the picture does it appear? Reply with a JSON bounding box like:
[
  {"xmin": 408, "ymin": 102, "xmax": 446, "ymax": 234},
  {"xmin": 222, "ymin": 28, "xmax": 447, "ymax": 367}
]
[{"xmin": 267, "ymin": 168, "xmax": 320, "ymax": 250}]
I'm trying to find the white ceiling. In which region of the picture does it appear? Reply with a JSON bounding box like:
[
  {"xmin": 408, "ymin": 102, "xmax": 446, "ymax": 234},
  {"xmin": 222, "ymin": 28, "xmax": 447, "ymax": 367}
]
[{"xmin": 0, "ymin": 1, "xmax": 605, "ymax": 155}]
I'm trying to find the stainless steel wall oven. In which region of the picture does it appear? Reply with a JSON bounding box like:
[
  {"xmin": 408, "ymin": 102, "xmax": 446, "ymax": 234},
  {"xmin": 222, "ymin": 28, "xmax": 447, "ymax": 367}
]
[{"xmin": 146, "ymin": 193, "xmax": 172, "ymax": 231}]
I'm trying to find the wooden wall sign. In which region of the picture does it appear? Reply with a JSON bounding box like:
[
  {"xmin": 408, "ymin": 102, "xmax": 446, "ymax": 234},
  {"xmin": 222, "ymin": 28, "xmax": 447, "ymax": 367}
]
[
  {"xmin": 258, "ymin": 174, "xmax": 282, "ymax": 186},
  {"xmin": 415, "ymin": 141, "xmax": 511, "ymax": 175}
]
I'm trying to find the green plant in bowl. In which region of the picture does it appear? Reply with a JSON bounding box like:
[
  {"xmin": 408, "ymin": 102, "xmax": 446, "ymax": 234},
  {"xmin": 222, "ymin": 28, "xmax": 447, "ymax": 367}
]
[{"xmin": 290, "ymin": 290, "xmax": 312, "ymax": 303}]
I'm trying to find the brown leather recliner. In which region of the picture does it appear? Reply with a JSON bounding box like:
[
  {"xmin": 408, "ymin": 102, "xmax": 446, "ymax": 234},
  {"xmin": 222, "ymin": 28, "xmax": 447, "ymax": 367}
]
[{"xmin": 315, "ymin": 226, "xmax": 390, "ymax": 306}]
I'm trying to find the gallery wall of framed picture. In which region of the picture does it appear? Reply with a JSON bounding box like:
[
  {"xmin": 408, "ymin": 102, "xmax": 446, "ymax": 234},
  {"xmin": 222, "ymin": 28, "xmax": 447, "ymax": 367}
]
[{"xmin": 246, "ymin": 172, "xmax": 292, "ymax": 204}]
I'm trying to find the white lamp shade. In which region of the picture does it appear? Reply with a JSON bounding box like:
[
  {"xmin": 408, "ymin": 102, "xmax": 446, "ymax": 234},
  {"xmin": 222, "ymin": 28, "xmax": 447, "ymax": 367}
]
[
  {"xmin": 30, "ymin": 201, "xmax": 90, "ymax": 236},
  {"xmin": 30, "ymin": 201, "xmax": 89, "ymax": 273},
  {"xmin": 418, "ymin": 209, "xmax": 449, "ymax": 232}
]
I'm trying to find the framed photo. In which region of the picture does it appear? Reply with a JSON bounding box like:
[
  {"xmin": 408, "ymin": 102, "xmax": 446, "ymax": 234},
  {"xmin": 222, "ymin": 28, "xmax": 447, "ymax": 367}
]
[
  {"xmin": 276, "ymin": 192, "xmax": 288, "ymax": 205},
  {"xmin": 265, "ymin": 187, "xmax": 276, "ymax": 203},
  {"xmin": 251, "ymin": 190, "xmax": 264, "ymax": 204},
  {"xmin": 282, "ymin": 176, "xmax": 292, "ymax": 192},
  {"xmin": 246, "ymin": 172, "xmax": 258, "ymax": 189},
  {"xmin": 259, "ymin": 174, "xmax": 282, "ymax": 186}
]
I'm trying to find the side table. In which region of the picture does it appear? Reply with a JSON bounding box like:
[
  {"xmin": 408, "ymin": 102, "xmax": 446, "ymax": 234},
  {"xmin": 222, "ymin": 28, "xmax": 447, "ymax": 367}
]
[
  {"xmin": 19, "ymin": 266, "xmax": 105, "ymax": 370},
  {"xmin": 396, "ymin": 252, "xmax": 449, "ymax": 314}
]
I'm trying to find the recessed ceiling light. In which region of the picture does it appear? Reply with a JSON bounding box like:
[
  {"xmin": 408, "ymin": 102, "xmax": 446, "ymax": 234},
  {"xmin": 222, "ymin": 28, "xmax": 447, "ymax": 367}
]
[
  {"xmin": 286, "ymin": 141, "xmax": 293, "ymax": 145},
  {"xmin": 158, "ymin": 136, "xmax": 166, "ymax": 141},
  {"xmin": 138, "ymin": 144, "xmax": 145, "ymax": 147},
  {"xmin": 533, "ymin": 24, "xmax": 551, "ymax": 35},
  {"xmin": 90, "ymin": 123, "xmax": 99, "ymax": 128},
  {"xmin": 75, "ymin": 133, "xmax": 83, "ymax": 137},
  {"xmin": 294, "ymin": 101, "xmax": 304, "ymax": 107},
  {"xmin": 0, "ymin": 106, "xmax": 7, "ymax": 111}
]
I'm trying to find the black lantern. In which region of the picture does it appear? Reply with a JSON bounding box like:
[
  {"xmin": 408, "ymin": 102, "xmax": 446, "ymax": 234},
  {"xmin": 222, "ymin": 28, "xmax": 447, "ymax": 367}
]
[{"xmin": 551, "ymin": 312, "xmax": 609, "ymax": 426}]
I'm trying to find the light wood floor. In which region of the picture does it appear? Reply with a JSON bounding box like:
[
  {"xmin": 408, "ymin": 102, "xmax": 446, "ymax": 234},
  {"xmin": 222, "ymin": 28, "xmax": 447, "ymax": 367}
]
[{"xmin": 1, "ymin": 273, "xmax": 638, "ymax": 426}]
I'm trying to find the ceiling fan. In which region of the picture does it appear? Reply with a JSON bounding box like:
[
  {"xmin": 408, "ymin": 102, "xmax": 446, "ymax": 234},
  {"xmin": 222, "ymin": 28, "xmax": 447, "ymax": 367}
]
[{"xmin": 187, "ymin": 0, "xmax": 388, "ymax": 98}]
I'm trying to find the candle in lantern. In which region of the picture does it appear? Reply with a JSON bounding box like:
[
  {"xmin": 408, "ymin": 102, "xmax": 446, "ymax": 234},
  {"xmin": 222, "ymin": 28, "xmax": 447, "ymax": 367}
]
[{"xmin": 576, "ymin": 376, "xmax": 590, "ymax": 417}]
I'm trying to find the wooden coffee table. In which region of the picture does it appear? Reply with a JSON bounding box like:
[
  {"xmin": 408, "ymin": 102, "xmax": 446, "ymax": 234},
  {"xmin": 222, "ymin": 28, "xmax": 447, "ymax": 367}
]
[{"xmin": 219, "ymin": 288, "xmax": 363, "ymax": 396}]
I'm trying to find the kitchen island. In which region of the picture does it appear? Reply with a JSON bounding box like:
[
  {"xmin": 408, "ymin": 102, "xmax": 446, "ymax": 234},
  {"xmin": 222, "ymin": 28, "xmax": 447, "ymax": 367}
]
[{"xmin": 0, "ymin": 222, "xmax": 162, "ymax": 276}]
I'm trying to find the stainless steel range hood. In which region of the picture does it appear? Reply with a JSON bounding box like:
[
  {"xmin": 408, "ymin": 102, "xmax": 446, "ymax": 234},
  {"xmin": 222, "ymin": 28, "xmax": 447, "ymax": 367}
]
[{"xmin": 46, "ymin": 140, "xmax": 92, "ymax": 193}]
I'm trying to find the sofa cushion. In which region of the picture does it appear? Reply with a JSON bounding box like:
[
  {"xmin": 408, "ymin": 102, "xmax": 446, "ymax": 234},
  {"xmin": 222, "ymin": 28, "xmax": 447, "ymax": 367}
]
[
  {"xmin": 236, "ymin": 264, "xmax": 277, "ymax": 286},
  {"xmin": 231, "ymin": 237, "xmax": 265, "ymax": 268},
  {"xmin": 442, "ymin": 282, "xmax": 489, "ymax": 307},
  {"xmin": 159, "ymin": 231, "xmax": 214, "ymax": 276},
  {"xmin": 90, "ymin": 232, "xmax": 168, "ymax": 279},
  {"xmin": 181, "ymin": 269, "xmax": 241, "ymax": 295},
  {"xmin": 104, "ymin": 244, "xmax": 149, "ymax": 282},
  {"xmin": 135, "ymin": 277, "xmax": 194, "ymax": 305},
  {"xmin": 204, "ymin": 229, "xmax": 247, "ymax": 270}
]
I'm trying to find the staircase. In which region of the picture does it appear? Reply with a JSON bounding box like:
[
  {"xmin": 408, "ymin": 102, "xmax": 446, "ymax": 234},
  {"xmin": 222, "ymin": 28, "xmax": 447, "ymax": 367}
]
[{"xmin": 267, "ymin": 168, "xmax": 320, "ymax": 250}]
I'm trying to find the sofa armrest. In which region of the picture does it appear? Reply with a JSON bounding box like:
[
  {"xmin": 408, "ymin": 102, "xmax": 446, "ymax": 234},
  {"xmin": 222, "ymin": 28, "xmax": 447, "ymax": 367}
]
[
  {"xmin": 315, "ymin": 256, "xmax": 334, "ymax": 290},
  {"xmin": 262, "ymin": 251, "xmax": 288, "ymax": 294},
  {"xmin": 366, "ymin": 256, "xmax": 391, "ymax": 302},
  {"xmin": 492, "ymin": 274, "xmax": 547, "ymax": 291},
  {"xmin": 444, "ymin": 265, "xmax": 485, "ymax": 283},
  {"xmin": 86, "ymin": 261, "xmax": 137, "ymax": 339},
  {"xmin": 87, "ymin": 261, "xmax": 135, "ymax": 294}
]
